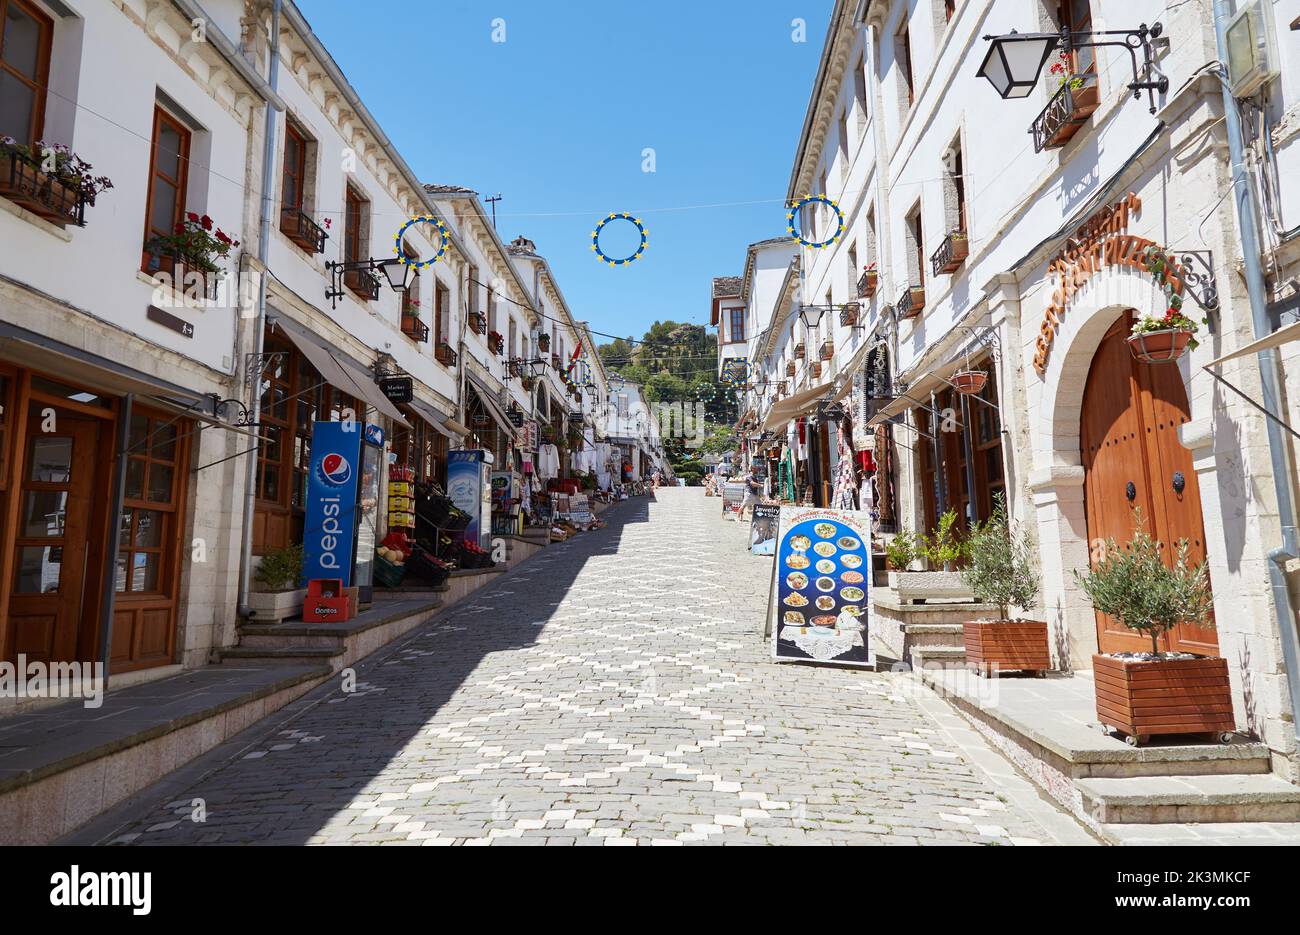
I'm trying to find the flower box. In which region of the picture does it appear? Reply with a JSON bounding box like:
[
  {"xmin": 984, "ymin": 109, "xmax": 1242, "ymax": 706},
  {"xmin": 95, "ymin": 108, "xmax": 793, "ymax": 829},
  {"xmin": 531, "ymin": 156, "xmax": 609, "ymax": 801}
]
[
  {"xmin": 401, "ymin": 313, "xmax": 429, "ymax": 343},
  {"xmin": 487, "ymin": 331, "xmax": 505, "ymax": 355},
  {"xmin": 0, "ymin": 141, "xmax": 109, "ymax": 227},
  {"xmin": 245, "ymin": 587, "xmax": 306, "ymax": 625},
  {"xmin": 931, "ymin": 231, "xmax": 969, "ymax": 276},
  {"xmin": 793, "ymin": 342, "xmax": 806, "ymax": 360},
  {"xmin": 468, "ymin": 312, "xmax": 487, "ymax": 335},
  {"xmin": 1127, "ymin": 329, "xmax": 1194, "ymax": 364},
  {"xmin": 537, "ymin": 334, "xmax": 551, "ymax": 352},
  {"xmin": 279, "ymin": 205, "xmax": 328, "ymax": 254},
  {"xmin": 142, "ymin": 249, "xmax": 220, "ymax": 301},
  {"xmin": 857, "ymin": 268, "xmax": 878, "ymax": 299},
  {"xmin": 809, "ymin": 361, "xmax": 822, "ymax": 378},
  {"xmin": 839, "ymin": 303, "xmax": 860, "ymax": 327},
  {"xmin": 552, "ymin": 353, "xmax": 562, "ymax": 369},
  {"xmin": 896, "ymin": 285, "xmax": 925, "ymax": 319},
  {"xmin": 435, "ymin": 343, "xmax": 458, "ymax": 366},
  {"xmin": 1093, "ymin": 653, "xmax": 1234, "ymax": 746},
  {"xmin": 964, "ymin": 619, "xmax": 1051, "ymax": 677},
  {"xmin": 1032, "ymin": 73, "xmax": 1101, "ymax": 153},
  {"xmin": 786, "ymin": 361, "xmax": 797, "ymax": 376},
  {"xmin": 887, "ymin": 569, "xmax": 975, "ymax": 604},
  {"xmin": 819, "ymin": 340, "xmax": 834, "ymax": 361}
]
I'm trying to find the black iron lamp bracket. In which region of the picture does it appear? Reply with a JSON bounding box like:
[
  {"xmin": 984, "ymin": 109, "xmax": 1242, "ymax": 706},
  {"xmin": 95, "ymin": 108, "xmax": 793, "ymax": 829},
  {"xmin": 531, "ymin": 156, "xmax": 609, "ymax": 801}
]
[
  {"xmin": 325, "ymin": 257, "xmax": 403, "ymax": 309},
  {"xmin": 1059, "ymin": 22, "xmax": 1168, "ymax": 114},
  {"xmin": 207, "ymin": 393, "xmax": 258, "ymax": 427},
  {"xmin": 1170, "ymin": 249, "xmax": 1220, "ymax": 314},
  {"xmin": 242, "ymin": 350, "xmax": 286, "ymax": 390}
]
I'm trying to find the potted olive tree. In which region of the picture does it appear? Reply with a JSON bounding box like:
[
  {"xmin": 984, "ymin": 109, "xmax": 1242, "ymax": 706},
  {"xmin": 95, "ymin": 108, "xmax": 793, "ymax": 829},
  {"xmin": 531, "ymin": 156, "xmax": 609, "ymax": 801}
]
[
  {"xmin": 247, "ymin": 544, "xmax": 306, "ymax": 624},
  {"xmin": 886, "ymin": 509, "xmax": 974, "ymax": 603},
  {"xmin": 959, "ymin": 494, "xmax": 1049, "ymax": 676},
  {"xmin": 1074, "ymin": 520, "xmax": 1230, "ymax": 746}
]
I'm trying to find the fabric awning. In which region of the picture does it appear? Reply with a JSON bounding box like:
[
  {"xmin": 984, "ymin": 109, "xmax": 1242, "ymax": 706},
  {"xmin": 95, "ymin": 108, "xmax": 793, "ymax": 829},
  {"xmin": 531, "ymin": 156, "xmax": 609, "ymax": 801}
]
[
  {"xmin": 273, "ymin": 314, "xmax": 410, "ymax": 428},
  {"xmin": 466, "ymin": 372, "xmax": 517, "ymax": 436},
  {"xmin": 407, "ymin": 397, "xmax": 465, "ymax": 441},
  {"xmin": 1207, "ymin": 319, "xmax": 1300, "ymax": 367},
  {"xmin": 760, "ymin": 380, "xmax": 836, "ymax": 432}
]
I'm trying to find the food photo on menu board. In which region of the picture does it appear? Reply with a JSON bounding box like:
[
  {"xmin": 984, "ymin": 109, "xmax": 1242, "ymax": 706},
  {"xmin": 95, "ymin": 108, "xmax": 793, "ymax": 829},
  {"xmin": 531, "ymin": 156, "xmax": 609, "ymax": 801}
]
[{"xmin": 769, "ymin": 507, "xmax": 873, "ymax": 667}]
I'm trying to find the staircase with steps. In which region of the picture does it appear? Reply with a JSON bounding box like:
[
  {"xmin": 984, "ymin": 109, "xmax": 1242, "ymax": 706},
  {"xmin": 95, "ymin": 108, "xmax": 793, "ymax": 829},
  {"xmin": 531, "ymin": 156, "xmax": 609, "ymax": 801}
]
[{"xmin": 915, "ymin": 663, "xmax": 1300, "ymax": 843}]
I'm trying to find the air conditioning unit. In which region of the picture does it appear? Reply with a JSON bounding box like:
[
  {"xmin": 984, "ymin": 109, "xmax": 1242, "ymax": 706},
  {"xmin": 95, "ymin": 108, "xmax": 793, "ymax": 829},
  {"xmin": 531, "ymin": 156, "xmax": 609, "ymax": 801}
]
[{"xmin": 1225, "ymin": 0, "xmax": 1280, "ymax": 98}]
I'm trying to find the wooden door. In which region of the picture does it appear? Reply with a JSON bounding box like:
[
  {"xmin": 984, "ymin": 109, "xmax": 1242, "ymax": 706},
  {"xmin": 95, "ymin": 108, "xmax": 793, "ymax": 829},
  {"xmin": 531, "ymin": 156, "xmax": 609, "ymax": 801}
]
[
  {"xmin": 1081, "ymin": 313, "xmax": 1216, "ymax": 655},
  {"xmin": 7, "ymin": 411, "xmax": 100, "ymax": 663}
]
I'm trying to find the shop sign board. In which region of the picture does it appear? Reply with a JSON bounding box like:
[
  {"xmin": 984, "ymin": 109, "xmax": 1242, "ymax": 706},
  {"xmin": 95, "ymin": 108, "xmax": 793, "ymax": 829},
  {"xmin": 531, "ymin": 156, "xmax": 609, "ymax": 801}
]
[
  {"xmin": 379, "ymin": 376, "xmax": 413, "ymax": 405},
  {"xmin": 750, "ymin": 503, "xmax": 779, "ymax": 555},
  {"xmin": 302, "ymin": 421, "xmax": 363, "ymax": 586},
  {"xmin": 766, "ymin": 506, "xmax": 873, "ymax": 668}
]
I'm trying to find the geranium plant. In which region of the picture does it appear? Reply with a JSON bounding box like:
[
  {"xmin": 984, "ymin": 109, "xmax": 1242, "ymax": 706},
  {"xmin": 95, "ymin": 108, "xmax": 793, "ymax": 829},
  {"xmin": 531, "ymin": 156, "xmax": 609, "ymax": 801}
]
[
  {"xmin": 1047, "ymin": 51, "xmax": 1085, "ymax": 91},
  {"xmin": 0, "ymin": 137, "xmax": 114, "ymax": 200},
  {"xmin": 1073, "ymin": 511, "xmax": 1214, "ymax": 657},
  {"xmin": 145, "ymin": 212, "xmax": 240, "ymax": 274}
]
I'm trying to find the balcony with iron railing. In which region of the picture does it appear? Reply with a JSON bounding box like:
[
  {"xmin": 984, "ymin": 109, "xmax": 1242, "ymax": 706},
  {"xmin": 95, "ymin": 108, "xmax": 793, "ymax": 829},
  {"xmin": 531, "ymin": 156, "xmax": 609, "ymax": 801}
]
[
  {"xmin": 857, "ymin": 268, "xmax": 879, "ymax": 299},
  {"xmin": 0, "ymin": 147, "xmax": 93, "ymax": 227},
  {"xmin": 895, "ymin": 284, "xmax": 925, "ymax": 320},
  {"xmin": 279, "ymin": 205, "xmax": 328, "ymax": 254},
  {"xmin": 930, "ymin": 231, "xmax": 969, "ymax": 277},
  {"xmin": 343, "ymin": 266, "xmax": 381, "ymax": 302},
  {"xmin": 400, "ymin": 312, "xmax": 429, "ymax": 343},
  {"xmin": 1031, "ymin": 71, "xmax": 1100, "ymax": 153}
]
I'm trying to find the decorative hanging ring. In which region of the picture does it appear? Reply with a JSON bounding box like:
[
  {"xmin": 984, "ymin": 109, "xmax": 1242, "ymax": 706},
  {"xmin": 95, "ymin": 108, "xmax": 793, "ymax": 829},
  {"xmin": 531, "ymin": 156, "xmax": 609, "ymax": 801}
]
[
  {"xmin": 394, "ymin": 215, "xmax": 450, "ymax": 267},
  {"xmin": 591, "ymin": 213, "xmax": 648, "ymax": 266},
  {"xmin": 607, "ymin": 372, "xmax": 626, "ymax": 395},
  {"xmin": 787, "ymin": 194, "xmax": 843, "ymax": 249}
]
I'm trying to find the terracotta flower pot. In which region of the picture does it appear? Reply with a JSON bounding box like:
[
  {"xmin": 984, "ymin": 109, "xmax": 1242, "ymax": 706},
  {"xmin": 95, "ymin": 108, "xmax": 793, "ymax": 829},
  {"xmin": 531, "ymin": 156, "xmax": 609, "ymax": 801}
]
[
  {"xmin": 963, "ymin": 619, "xmax": 1050, "ymax": 677},
  {"xmin": 950, "ymin": 369, "xmax": 988, "ymax": 395},
  {"xmin": 1093, "ymin": 653, "xmax": 1234, "ymax": 746},
  {"xmin": 1127, "ymin": 329, "xmax": 1194, "ymax": 364}
]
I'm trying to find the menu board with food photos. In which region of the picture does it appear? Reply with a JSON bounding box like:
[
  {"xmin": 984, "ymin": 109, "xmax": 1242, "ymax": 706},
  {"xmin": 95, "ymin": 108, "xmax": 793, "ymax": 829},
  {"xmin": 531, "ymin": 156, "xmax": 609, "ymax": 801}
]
[{"xmin": 767, "ymin": 506, "xmax": 873, "ymax": 667}]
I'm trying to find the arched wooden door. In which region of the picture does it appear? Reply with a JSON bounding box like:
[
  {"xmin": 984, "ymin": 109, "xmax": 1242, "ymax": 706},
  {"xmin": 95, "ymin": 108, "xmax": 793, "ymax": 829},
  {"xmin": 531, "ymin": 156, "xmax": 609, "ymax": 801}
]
[{"xmin": 1080, "ymin": 312, "xmax": 1217, "ymax": 655}]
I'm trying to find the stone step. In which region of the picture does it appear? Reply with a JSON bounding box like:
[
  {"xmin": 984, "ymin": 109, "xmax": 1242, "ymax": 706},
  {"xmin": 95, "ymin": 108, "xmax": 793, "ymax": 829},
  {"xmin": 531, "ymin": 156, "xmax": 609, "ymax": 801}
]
[
  {"xmin": 903, "ymin": 623, "xmax": 966, "ymax": 649},
  {"xmin": 1078, "ymin": 773, "xmax": 1300, "ymax": 824},
  {"xmin": 1099, "ymin": 820, "xmax": 1300, "ymax": 846},
  {"xmin": 909, "ymin": 645, "xmax": 967, "ymax": 669},
  {"xmin": 221, "ymin": 646, "xmax": 343, "ymax": 664}
]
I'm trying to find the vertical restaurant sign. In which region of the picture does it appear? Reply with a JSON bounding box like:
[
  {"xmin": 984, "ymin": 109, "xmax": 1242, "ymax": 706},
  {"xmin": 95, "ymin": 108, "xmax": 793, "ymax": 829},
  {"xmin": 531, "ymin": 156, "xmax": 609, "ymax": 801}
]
[
  {"xmin": 750, "ymin": 503, "xmax": 780, "ymax": 555},
  {"xmin": 768, "ymin": 506, "xmax": 872, "ymax": 667},
  {"xmin": 302, "ymin": 421, "xmax": 363, "ymax": 586}
]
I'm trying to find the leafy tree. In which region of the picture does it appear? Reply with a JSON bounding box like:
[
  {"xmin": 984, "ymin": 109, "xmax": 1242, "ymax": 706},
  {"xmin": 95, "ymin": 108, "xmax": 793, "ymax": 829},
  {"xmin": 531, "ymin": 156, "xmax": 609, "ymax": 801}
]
[{"xmin": 960, "ymin": 493, "xmax": 1040, "ymax": 619}]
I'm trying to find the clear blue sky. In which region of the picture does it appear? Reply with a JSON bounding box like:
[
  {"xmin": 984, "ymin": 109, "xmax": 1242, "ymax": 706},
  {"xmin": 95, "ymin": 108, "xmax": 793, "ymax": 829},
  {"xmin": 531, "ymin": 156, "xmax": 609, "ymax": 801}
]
[{"xmin": 297, "ymin": 0, "xmax": 830, "ymax": 345}]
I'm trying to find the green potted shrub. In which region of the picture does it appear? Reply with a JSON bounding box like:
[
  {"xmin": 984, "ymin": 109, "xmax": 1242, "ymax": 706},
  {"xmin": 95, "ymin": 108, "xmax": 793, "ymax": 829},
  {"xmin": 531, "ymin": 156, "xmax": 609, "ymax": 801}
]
[
  {"xmin": 886, "ymin": 510, "xmax": 975, "ymax": 603},
  {"xmin": 247, "ymin": 544, "xmax": 306, "ymax": 624},
  {"xmin": 959, "ymin": 494, "xmax": 1049, "ymax": 676},
  {"xmin": 1073, "ymin": 517, "xmax": 1230, "ymax": 746}
]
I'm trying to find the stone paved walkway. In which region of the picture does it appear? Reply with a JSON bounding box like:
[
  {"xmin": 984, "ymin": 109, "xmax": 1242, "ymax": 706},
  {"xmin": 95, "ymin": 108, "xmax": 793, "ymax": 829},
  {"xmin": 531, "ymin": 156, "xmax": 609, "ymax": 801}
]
[{"xmin": 87, "ymin": 489, "xmax": 1084, "ymax": 845}]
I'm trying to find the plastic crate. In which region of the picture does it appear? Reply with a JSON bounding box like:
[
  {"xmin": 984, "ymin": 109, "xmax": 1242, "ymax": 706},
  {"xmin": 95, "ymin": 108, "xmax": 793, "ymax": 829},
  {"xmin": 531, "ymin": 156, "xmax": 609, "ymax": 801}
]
[{"xmin": 373, "ymin": 553, "xmax": 406, "ymax": 589}]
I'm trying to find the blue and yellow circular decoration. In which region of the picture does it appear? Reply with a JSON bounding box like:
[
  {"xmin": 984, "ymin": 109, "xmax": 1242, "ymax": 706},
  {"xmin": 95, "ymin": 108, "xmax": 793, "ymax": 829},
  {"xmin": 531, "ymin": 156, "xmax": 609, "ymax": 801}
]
[
  {"xmin": 787, "ymin": 194, "xmax": 843, "ymax": 249},
  {"xmin": 591, "ymin": 213, "xmax": 648, "ymax": 266},
  {"xmin": 607, "ymin": 372, "xmax": 626, "ymax": 395},
  {"xmin": 394, "ymin": 215, "xmax": 450, "ymax": 267}
]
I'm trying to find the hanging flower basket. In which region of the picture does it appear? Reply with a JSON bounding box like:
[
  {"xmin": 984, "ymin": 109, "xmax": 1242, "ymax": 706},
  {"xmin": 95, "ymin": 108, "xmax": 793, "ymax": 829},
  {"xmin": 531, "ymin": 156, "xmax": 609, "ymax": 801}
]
[
  {"xmin": 1127, "ymin": 329, "xmax": 1195, "ymax": 364},
  {"xmin": 950, "ymin": 369, "xmax": 988, "ymax": 395}
]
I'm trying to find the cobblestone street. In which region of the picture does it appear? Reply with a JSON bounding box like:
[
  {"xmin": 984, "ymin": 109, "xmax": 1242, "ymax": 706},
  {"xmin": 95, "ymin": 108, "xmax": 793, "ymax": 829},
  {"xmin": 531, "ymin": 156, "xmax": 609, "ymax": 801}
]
[{"xmin": 85, "ymin": 489, "xmax": 1086, "ymax": 846}]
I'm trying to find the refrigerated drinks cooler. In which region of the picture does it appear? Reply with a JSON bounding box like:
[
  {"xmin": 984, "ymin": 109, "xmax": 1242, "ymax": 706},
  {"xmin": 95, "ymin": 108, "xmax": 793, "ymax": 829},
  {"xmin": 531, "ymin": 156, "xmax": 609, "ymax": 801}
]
[
  {"xmin": 301, "ymin": 420, "xmax": 386, "ymax": 604},
  {"xmin": 447, "ymin": 449, "xmax": 494, "ymax": 549},
  {"xmin": 491, "ymin": 470, "xmax": 522, "ymax": 537}
]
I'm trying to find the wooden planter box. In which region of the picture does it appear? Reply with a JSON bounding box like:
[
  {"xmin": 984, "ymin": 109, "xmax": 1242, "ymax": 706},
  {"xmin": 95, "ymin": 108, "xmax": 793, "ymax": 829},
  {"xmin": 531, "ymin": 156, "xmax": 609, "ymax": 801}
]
[
  {"xmin": 819, "ymin": 341, "xmax": 834, "ymax": 361},
  {"xmin": 857, "ymin": 270, "xmax": 878, "ymax": 299},
  {"xmin": 435, "ymin": 344, "xmax": 457, "ymax": 366},
  {"xmin": 468, "ymin": 312, "xmax": 486, "ymax": 335},
  {"xmin": 964, "ymin": 619, "xmax": 1050, "ymax": 677},
  {"xmin": 785, "ymin": 361, "xmax": 796, "ymax": 376},
  {"xmin": 793, "ymin": 343, "xmax": 805, "ymax": 360},
  {"xmin": 1093, "ymin": 653, "xmax": 1234, "ymax": 746},
  {"xmin": 897, "ymin": 286, "xmax": 925, "ymax": 319},
  {"xmin": 142, "ymin": 250, "xmax": 220, "ymax": 300}
]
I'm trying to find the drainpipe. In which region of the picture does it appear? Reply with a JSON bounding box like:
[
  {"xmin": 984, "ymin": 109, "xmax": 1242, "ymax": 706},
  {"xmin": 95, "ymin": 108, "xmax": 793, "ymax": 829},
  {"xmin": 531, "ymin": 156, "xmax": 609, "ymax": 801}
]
[
  {"xmin": 236, "ymin": 0, "xmax": 282, "ymax": 619},
  {"xmin": 97, "ymin": 393, "xmax": 133, "ymax": 686},
  {"xmin": 1214, "ymin": 0, "xmax": 1300, "ymax": 745}
]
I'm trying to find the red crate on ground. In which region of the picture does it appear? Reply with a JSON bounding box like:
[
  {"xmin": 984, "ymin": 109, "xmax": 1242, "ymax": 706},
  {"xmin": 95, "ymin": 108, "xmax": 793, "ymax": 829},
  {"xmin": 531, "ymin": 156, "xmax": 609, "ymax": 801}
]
[{"xmin": 302, "ymin": 578, "xmax": 351, "ymax": 622}]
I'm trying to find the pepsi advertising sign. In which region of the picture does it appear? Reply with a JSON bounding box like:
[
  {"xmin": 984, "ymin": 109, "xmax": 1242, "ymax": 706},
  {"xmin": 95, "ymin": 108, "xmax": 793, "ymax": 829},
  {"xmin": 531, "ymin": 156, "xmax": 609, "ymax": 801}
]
[{"xmin": 302, "ymin": 421, "xmax": 363, "ymax": 586}]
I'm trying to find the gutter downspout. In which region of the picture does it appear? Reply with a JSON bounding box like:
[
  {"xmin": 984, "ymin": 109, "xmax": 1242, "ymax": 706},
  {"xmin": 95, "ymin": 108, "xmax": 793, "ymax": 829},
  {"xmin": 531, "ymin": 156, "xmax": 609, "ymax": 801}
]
[
  {"xmin": 1214, "ymin": 0, "xmax": 1300, "ymax": 747},
  {"xmin": 237, "ymin": 0, "xmax": 282, "ymax": 619}
]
